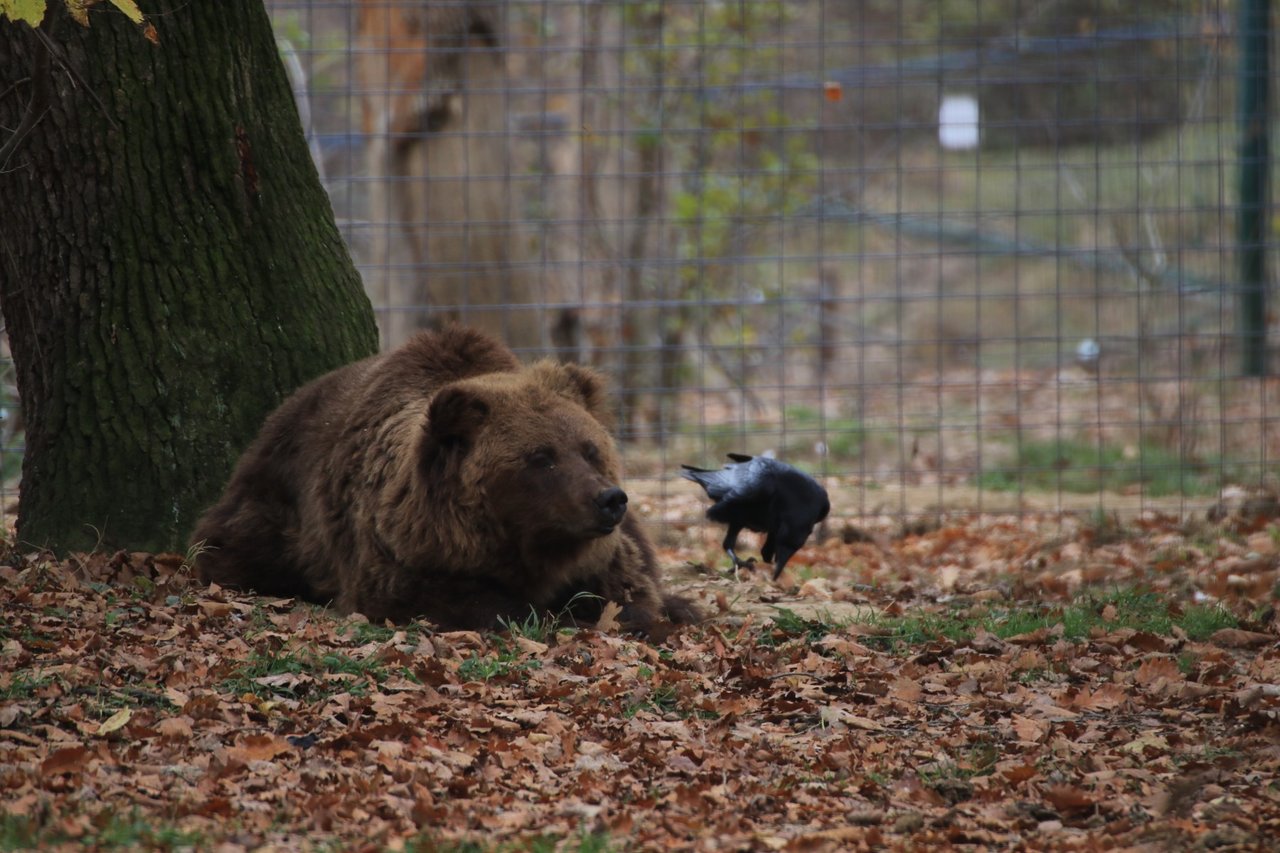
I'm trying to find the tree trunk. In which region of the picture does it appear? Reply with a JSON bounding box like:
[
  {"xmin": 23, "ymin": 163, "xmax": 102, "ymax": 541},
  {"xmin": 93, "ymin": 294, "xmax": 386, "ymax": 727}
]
[{"xmin": 0, "ymin": 3, "xmax": 378, "ymax": 553}]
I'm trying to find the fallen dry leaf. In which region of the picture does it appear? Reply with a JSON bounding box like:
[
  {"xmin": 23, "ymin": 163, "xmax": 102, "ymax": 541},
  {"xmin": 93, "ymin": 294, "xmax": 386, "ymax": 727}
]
[
  {"xmin": 96, "ymin": 708, "xmax": 131, "ymax": 737},
  {"xmin": 40, "ymin": 745, "xmax": 89, "ymax": 777},
  {"xmin": 1043, "ymin": 785, "xmax": 1096, "ymax": 814},
  {"xmin": 227, "ymin": 734, "xmax": 292, "ymax": 763},
  {"xmin": 1210, "ymin": 628, "xmax": 1275, "ymax": 648},
  {"xmin": 1012, "ymin": 714, "xmax": 1050, "ymax": 743},
  {"xmin": 595, "ymin": 600, "xmax": 623, "ymax": 633}
]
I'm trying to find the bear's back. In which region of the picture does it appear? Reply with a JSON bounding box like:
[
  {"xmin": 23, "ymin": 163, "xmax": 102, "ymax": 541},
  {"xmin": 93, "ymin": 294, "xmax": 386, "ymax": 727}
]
[
  {"xmin": 369, "ymin": 326, "xmax": 522, "ymax": 407},
  {"xmin": 297, "ymin": 326, "xmax": 526, "ymax": 552}
]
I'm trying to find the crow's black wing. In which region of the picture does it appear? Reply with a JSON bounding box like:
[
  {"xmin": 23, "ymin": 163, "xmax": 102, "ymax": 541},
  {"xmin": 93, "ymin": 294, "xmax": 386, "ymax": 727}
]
[
  {"xmin": 682, "ymin": 456, "xmax": 774, "ymax": 506},
  {"xmin": 709, "ymin": 457, "xmax": 780, "ymax": 523},
  {"xmin": 680, "ymin": 463, "xmax": 734, "ymax": 501}
]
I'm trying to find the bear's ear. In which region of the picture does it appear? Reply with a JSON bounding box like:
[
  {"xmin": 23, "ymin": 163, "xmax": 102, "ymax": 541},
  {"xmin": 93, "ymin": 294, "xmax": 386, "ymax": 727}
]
[
  {"xmin": 427, "ymin": 385, "xmax": 490, "ymax": 446},
  {"xmin": 539, "ymin": 362, "xmax": 614, "ymax": 429}
]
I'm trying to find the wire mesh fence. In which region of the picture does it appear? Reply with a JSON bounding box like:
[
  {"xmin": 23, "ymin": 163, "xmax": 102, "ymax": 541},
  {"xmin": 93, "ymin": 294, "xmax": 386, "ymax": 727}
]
[{"xmin": 3, "ymin": 1, "xmax": 1276, "ymax": 537}]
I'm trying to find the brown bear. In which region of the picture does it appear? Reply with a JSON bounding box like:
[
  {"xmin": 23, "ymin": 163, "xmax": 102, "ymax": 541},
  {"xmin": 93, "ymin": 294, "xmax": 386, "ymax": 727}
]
[{"xmin": 189, "ymin": 326, "xmax": 699, "ymax": 633}]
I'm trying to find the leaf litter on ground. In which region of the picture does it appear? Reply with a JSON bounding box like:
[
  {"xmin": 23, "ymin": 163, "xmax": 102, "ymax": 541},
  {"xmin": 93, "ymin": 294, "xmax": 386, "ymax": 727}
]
[{"xmin": 0, "ymin": 501, "xmax": 1278, "ymax": 851}]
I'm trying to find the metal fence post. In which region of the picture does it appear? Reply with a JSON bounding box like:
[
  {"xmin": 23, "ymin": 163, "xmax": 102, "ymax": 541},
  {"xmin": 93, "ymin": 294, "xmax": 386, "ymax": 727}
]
[{"xmin": 1238, "ymin": 0, "xmax": 1271, "ymax": 377}]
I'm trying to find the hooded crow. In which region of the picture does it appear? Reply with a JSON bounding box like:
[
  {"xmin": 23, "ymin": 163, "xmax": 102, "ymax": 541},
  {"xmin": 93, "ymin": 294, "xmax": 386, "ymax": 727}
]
[{"xmin": 681, "ymin": 453, "xmax": 830, "ymax": 580}]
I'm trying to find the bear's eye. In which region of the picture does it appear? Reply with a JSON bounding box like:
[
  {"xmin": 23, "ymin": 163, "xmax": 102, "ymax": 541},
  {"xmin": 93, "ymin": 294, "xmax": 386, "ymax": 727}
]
[
  {"xmin": 527, "ymin": 448, "xmax": 557, "ymax": 469},
  {"xmin": 582, "ymin": 442, "xmax": 601, "ymax": 464}
]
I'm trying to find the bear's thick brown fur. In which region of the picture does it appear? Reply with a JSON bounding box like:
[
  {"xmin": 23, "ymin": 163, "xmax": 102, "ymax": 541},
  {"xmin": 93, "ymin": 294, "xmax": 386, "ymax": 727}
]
[{"xmin": 190, "ymin": 326, "xmax": 699, "ymax": 633}]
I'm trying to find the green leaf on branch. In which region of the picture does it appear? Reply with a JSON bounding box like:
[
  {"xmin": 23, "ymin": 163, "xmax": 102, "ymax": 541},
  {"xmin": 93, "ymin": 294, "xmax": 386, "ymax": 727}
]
[
  {"xmin": 107, "ymin": 0, "xmax": 142, "ymax": 24},
  {"xmin": 0, "ymin": 0, "xmax": 46, "ymax": 27},
  {"xmin": 2, "ymin": 0, "xmax": 156, "ymax": 42}
]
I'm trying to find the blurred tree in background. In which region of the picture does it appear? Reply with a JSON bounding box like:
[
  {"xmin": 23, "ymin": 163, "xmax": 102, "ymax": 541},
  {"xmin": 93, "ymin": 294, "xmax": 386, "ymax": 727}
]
[{"xmin": 582, "ymin": 0, "xmax": 819, "ymax": 437}]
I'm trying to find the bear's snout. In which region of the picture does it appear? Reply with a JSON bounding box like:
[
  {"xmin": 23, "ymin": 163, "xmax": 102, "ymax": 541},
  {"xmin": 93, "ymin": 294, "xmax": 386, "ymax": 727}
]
[{"xmin": 594, "ymin": 486, "xmax": 628, "ymax": 530}]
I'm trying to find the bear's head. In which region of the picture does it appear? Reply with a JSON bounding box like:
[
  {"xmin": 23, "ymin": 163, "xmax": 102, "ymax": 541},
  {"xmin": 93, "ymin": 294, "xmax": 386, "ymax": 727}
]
[{"xmin": 422, "ymin": 360, "xmax": 629, "ymax": 568}]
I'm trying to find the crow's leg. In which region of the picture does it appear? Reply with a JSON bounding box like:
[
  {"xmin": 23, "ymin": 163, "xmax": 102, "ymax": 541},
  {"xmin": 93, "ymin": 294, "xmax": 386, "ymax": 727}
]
[
  {"xmin": 761, "ymin": 533, "xmax": 776, "ymax": 564},
  {"xmin": 720, "ymin": 525, "xmax": 752, "ymax": 579},
  {"xmin": 761, "ymin": 534, "xmax": 785, "ymax": 580},
  {"xmin": 771, "ymin": 543, "xmax": 798, "ymax": 581}
]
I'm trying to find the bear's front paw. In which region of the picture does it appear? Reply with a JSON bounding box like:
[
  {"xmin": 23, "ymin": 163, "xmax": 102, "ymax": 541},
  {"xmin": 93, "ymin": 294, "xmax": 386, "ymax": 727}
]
[{"xmin": 661, "ymin": 592, "xmax": 703, "ymax": 626}]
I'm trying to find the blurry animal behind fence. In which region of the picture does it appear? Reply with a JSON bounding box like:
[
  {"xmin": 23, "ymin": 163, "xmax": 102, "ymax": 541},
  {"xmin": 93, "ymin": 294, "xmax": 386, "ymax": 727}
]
[{"xmin": 355, "ymin": 0, "xmax": 543, "ymax": 352}]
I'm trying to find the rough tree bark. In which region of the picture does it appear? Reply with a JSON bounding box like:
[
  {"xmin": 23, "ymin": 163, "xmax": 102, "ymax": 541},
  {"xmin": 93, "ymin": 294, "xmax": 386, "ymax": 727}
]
[{"xmin": 0, "ymin": 2, "xmax": 378, "ymax": 553}]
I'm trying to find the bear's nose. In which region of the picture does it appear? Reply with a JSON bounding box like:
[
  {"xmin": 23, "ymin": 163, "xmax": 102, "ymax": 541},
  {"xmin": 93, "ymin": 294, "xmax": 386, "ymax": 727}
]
[{"xmin": 594, "ymin": 486, "xmax": 628, "ymax": 527}]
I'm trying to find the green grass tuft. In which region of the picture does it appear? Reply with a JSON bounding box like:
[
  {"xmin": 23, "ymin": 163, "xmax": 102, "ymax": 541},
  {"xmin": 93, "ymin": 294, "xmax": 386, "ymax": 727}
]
[
  {"xmin": 0, "ymin": 810, "xmax": 207, "ymax": 851},
  {"xmin": 766, "ymin": 607, "xmax": 849, "ymax": 644},
  {"xmin": 861, "ymin": 587, "xmax": 1237, "ymax": 652},
  {"xmin": 979, "ymin": 438, "xmax": 1228, "ymax": 497},
  {"xmin": 456, "ymin": 639, "xmax": 542, "ymax": 683},
  {"xmin": 219, "ymin": 644, "xmax": 412, "ymax": 701}
]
